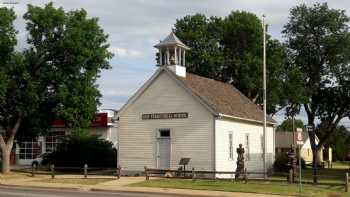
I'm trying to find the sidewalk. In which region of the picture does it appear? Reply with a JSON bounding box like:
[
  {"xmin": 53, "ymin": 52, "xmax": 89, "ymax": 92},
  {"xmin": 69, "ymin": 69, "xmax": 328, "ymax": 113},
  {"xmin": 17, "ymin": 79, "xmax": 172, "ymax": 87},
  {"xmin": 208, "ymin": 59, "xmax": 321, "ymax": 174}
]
[{"xmin": 0, "ymin": 174, "xmax": 290, "ymax": 197}]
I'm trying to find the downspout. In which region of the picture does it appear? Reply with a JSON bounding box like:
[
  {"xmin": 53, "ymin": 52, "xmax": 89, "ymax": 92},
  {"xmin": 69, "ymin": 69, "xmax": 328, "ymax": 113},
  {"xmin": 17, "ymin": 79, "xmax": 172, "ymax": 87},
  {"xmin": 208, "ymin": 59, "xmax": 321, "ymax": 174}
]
[
  {"xmin": 273, "ymin": 125, "xmax": 276, "ymax": 172},
  {"xmin": 213, "ymin": 115, "xmax": 216, "ymax": 172},
  {"xmin": 116, "ymin": 118, "xmax": 120, "ymax": 169}
]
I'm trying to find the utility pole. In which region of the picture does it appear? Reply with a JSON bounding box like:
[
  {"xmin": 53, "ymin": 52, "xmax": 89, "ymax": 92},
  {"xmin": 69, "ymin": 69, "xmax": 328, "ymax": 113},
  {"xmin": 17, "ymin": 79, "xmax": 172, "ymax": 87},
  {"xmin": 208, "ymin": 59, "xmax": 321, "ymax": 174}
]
[
  {"xmin": 262, "ymin": 14, "xmax": 267, "ymax": 179},
  {"xmin": 292, "ymin": 116, "xmax": 295, "ymax": 144},
  {"xmin": 293, "ymin": 116, "xmax": 296, "ymax": 154},
  {"xmin": 296, "ymin": 128, "xmax": 304, "ymax": 196}
]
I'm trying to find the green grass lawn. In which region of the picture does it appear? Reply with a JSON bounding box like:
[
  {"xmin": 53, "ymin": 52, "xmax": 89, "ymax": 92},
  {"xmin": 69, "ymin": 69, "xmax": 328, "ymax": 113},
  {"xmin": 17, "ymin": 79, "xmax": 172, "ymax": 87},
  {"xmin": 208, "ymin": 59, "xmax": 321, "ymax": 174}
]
[
  {"xmin": 130, "ymin": 179, "xmax": 347, "ymax": 197},
  {"xmin": 0, "ymin": 172, "xmax": 32, "ymax": 180},
  {"xmin": 35, "ymin": 178, "xmax": 114, "ymax": 185},
  {"xmin": 332, "ymin": 161, "xmax": 350, "ymax": 170},
  {"xmin": 273, "ymin": 168, "xmax": 348, "ymax": 185},
  {"xmin": 130, "ymin": 162, "xmax": 350, "ymax": 197}
]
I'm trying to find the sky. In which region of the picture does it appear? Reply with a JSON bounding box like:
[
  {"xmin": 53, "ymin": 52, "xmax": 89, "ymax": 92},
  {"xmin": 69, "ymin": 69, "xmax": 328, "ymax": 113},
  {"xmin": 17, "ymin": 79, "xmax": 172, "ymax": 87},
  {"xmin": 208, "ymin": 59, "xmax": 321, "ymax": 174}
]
[{"xmin": 1, "ymin": 0, "xmax": 350, "ymax": 126}]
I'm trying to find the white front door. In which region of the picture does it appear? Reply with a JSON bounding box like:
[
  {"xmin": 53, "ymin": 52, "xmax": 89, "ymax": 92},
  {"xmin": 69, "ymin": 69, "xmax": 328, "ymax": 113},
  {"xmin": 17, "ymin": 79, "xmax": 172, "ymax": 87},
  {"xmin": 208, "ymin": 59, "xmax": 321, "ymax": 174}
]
[{"xmin": 157, "ymin": 129, "xmax": 171, "ymax": 169}]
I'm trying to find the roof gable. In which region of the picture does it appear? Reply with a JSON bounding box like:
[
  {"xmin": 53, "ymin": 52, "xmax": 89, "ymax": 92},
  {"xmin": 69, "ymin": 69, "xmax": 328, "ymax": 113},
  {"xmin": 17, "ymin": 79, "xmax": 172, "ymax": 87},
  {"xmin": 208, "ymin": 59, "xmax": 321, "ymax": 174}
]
[
  {"xmin": 118, "ymin": 67, "xmax": 276, "ymax": 125},
  {"xmin": 117, "ymin": 68, "xmax": 216, "ymax": 117}
]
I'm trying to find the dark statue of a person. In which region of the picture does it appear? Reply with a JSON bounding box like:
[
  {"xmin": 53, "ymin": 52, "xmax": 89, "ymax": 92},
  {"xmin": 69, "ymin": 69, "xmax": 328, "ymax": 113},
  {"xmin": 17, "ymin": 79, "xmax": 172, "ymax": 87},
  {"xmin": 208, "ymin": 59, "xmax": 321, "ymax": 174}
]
[
  {"xmin": 235, "ymin": 144, "xmax": 245, "ymax": 180},
  {"xmin": 287, "ymin": 144, "xmax": 297, "ymax": 183}
]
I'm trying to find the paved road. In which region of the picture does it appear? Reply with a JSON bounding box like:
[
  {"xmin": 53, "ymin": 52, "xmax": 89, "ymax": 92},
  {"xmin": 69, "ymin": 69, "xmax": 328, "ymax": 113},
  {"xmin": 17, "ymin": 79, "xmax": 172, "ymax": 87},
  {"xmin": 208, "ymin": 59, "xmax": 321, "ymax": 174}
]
[{"xmin": 0, "ymin": 185, "xmax": 201, "ymax": 197}]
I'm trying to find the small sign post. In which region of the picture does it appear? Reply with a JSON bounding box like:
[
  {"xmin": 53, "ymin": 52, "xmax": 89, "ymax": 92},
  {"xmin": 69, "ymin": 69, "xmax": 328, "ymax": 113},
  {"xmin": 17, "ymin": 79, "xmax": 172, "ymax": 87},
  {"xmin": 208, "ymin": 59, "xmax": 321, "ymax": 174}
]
[
  {"xmin": 296, "ymin": 128, "xmax": 303, "ymax": 195},
  {"xmin": 296, "ymin": 129, "xmax": 304, "ymax": 145}
]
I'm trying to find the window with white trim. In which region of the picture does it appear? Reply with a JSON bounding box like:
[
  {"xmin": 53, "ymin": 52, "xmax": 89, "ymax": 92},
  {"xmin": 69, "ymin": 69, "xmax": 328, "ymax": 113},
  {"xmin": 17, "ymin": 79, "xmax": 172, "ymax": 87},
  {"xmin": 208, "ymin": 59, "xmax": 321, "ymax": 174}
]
[
  {"xmin": 228, "ymin": 132, "xmax": 233, "ymax": 160},
  {"xmin": 18, "ymin": 139, "xmax": 41, "ymax": 160},
  {"xmin": 45, "ymin": 131, "xmax": 65, "ymax": 153},
  {"xmin": 158, "ymin": 129, "xmax": 170, "ymax": 138},
  {"xmin": 261, "ymin": 134, "xmax": 264, "ymax": 158},
  {"xmin": 245, "ymin": 134, "xmax": 250, "ymax": 160}
]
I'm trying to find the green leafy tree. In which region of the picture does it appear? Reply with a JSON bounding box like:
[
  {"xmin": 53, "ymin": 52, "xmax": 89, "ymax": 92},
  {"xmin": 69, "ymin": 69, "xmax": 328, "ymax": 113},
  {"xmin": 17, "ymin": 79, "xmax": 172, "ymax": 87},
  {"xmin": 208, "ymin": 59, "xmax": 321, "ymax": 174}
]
[
  {"xmin": 276, "ymin": 118, "xmax": 304, "ymax": 132},
  {"xmin": 283, "ymin": 2, "xmax": 350, "ymax": 182},
  {"xmin": 0, "ymin": 3, "xmax": 112, "ymax": 173},
  {"xmin": 0, "ymin": 7, "xmax": 23, "ymax": 174},
  {"xmin": 174, "ymin": 11, "xmax": 287, "ymax": 115},
  {"xmin": 174, "ymin": 14, "xmax": 224, "ymax": 79},
  {"xmin": 47, "ymin": 131, "xmax": 116, "ymax": 167},
  {"xmin": 316, "ymin": 124, "xmax": 350, "ymax": 161}
]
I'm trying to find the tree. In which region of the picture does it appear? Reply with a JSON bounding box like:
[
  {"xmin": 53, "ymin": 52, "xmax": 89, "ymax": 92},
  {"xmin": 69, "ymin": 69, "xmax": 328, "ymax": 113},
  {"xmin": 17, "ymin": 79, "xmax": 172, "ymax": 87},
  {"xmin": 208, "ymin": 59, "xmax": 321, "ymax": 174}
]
[
  {"xmin": 174, "ymin": 14, "xmax": 224, "ymax": 80},
  {"xmin": 283, "ymin": 2, "xmax": 350, "ymax": 182},
  {"xmin": 0, "ymin": 7, "xmax": 23, "ymax": 174},
  {"xmin": 276, "ymin": 118, "xmax": 304, "ymax": 132},
  {"xmin": 174, "ymin": 11, "xmax": 288, "ymax": 115},
  {"xmin": 47, "ymin": 131, "xmax": 116, "ymax": 167},
  {"xmin": 0, "ymin": 7, "xmax": 15, "ymax": 105},
  {"xmin": 316, "ymin": 124, "xmax": 350, "ymax": 161},
  {"xmin": 0, "ymin": 3, "xmax": 112, "ymax": 173}
]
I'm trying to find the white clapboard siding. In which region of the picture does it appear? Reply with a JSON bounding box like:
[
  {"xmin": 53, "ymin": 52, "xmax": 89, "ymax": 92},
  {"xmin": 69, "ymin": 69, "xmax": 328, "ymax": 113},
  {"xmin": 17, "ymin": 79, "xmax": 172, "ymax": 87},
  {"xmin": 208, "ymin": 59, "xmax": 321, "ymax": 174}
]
[
  {"xmin": 215, "ymin": 118, "xmax": 274, "ymax": 178},
  {"xmin": 301, "ymin": 137, "xmax": 323, "ymax": 163},
  {"xmin": 119, "ymin": 71, "xmax": 214, "ymax": 172}
]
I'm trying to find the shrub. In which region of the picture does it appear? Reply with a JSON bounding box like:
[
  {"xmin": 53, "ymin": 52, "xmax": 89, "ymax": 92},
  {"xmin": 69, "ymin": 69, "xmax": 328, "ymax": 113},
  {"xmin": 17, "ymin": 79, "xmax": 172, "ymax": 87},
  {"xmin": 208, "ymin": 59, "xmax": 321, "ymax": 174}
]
[
  {"xmin": 274, "ymin": 153, "xmax": 289, "ymax": 172},
  {"xmin": 46, "ymin": 131, "xmax": 116, "ymax": 167}
]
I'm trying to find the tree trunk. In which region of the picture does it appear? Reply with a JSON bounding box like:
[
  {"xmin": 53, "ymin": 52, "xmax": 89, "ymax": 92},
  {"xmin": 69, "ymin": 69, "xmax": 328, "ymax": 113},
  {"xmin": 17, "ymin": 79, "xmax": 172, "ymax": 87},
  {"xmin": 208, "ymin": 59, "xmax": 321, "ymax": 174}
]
[
  {"xmin": 0, "ymin": 116, "xmax": 22, "ymax": 174},
  {"xmin": 308, "ymin": 128, "xmax": 318, "ymax": 183},
  {"xmin": 304, "ymin": 104, "xmax": 317, "ymax": 183},
  {"xmin": 1, "ymin": 146, "xmax": 12, "ymax": 174}
]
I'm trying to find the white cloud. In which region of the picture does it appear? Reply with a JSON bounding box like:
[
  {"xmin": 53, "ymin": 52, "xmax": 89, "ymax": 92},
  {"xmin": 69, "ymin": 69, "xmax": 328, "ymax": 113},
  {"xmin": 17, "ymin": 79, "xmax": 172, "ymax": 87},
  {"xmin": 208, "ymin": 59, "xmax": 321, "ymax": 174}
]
[
  {"xmin": 102, "ymin": 89, "xmax": 135, "ymax": 97},
  {"xmin": 108, "ymin": 46, "xmax": 144, "ymax": 58},
  {"xmin": 6, "ymin": 0, "xmax": 350, "ymax": 120}
]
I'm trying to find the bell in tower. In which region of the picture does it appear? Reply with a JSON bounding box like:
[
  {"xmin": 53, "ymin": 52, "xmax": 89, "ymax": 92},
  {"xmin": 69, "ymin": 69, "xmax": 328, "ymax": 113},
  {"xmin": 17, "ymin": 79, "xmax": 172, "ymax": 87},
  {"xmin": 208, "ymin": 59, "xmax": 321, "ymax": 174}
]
[{"xmin": 154, "ymin": 32, "xmax": 190, "ymax": 67}]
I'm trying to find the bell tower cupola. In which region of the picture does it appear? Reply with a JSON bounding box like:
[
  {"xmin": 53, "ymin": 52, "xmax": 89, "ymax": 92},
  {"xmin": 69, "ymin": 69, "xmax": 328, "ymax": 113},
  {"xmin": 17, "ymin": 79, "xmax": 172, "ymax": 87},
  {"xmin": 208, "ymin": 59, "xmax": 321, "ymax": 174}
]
[{"xmin": 154, "ymin": 31, "xmax": 190, "ymax": 77}]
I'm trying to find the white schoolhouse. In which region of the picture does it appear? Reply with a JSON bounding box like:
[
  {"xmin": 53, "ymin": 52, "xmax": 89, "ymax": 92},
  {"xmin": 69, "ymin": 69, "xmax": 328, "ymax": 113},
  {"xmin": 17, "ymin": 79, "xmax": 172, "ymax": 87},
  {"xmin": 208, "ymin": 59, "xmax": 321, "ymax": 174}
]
[{"xmin": 117, "ymin": 32, "xmax": 276, "ymax": 176}]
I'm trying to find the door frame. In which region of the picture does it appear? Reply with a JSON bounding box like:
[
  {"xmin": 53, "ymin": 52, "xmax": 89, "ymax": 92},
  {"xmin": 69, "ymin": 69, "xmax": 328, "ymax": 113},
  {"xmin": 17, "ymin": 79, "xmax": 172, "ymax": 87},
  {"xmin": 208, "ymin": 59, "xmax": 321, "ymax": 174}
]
[{"xmin": 156, "ymin": 128, "xmax": 172, "ymax": 169}]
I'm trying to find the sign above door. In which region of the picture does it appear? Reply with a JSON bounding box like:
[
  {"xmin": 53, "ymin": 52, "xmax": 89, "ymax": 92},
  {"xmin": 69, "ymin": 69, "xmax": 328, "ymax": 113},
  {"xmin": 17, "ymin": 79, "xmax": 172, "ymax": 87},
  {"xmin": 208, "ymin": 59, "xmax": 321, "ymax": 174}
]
[{"xmin": 142, "ymin": 112, "xmax": 188, "ymax": 120}]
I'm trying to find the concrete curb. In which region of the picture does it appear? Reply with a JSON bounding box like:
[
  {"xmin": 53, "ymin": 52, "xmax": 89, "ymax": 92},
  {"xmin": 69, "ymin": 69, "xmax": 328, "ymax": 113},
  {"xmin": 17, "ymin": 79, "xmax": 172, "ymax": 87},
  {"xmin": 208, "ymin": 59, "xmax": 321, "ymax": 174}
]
[
  {"xmin": 0, "ymin": 183, "xmax": 211, "ymax": 197},
  {"xmin": 0, "ymin": 181, "xmax": 292, "ymax": 197},
  {"xmin": 90, "ymin": 186, "xmax": 291, "ymax": 197},
  {"xmin": 0, "ymin": 183, "xmax": 81, "ymax": 191},
  {"xmin": 90, "ymin": 188, "xmax": 209, "ymax": 197}
]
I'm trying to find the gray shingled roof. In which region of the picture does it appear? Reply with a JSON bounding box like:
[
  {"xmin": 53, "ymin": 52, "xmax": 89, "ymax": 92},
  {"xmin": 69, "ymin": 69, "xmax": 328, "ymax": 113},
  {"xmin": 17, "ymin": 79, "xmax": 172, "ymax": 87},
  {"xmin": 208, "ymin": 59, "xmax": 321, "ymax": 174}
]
[
  {"xmin": 170, "ymin": 70, "xmax": 276, "ymax": 124},
  {"xmin": 154, "ymin": 32, "xmax": 190, "ymax": 49}
]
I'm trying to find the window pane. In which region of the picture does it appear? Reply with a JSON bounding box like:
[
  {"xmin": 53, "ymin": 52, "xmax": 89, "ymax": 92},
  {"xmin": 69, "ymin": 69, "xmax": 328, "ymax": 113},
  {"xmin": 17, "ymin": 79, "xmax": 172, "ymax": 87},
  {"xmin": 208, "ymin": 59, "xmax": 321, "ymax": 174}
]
[
  {"xmin": 25, "ymin": 143, "xmax": 32, "ymax": 149},
  {"xmin": 229, "ymin": 133, "xmax": 233, "ymax": 159},
  {"xmin": 159, "ymin": 129, "xmax": 170, "ymax": 137},
  {"xmin": 245, "ymin": 134, "xmax": 250, "ymax": 160},
  {"xmin": 45, "ymin": 131, "xmax": 64, "ymax": 153},
  {"xmin": 19, "ymin": 143, "xmax": 25, "ymax": 149}
]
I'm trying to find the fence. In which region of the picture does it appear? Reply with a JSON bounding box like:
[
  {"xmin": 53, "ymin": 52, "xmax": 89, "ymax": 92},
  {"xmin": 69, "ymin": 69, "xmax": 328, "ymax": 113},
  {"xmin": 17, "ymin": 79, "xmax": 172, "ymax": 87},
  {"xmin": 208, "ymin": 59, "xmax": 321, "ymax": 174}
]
[
  {"xmin": 144, "ymin": 166, "xmax": 350, "ymax": 192},
  {"xmin": 279, "ymin": 170, "xmax": 350, "ymax": 192},
  {"xmin": 19, "ymin": 164, "xmax": 122, "ymax": 179},
  {"xmin": 144, "ymin": 166, "xmax": 269, "ymax": 183},
  {"xmin": 346, "ymin": 173, "xmax": 349, "ymax": 192},
  {"xmin": 18, "ymin": 165, "xmax": 350, "ymax": 192}
]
